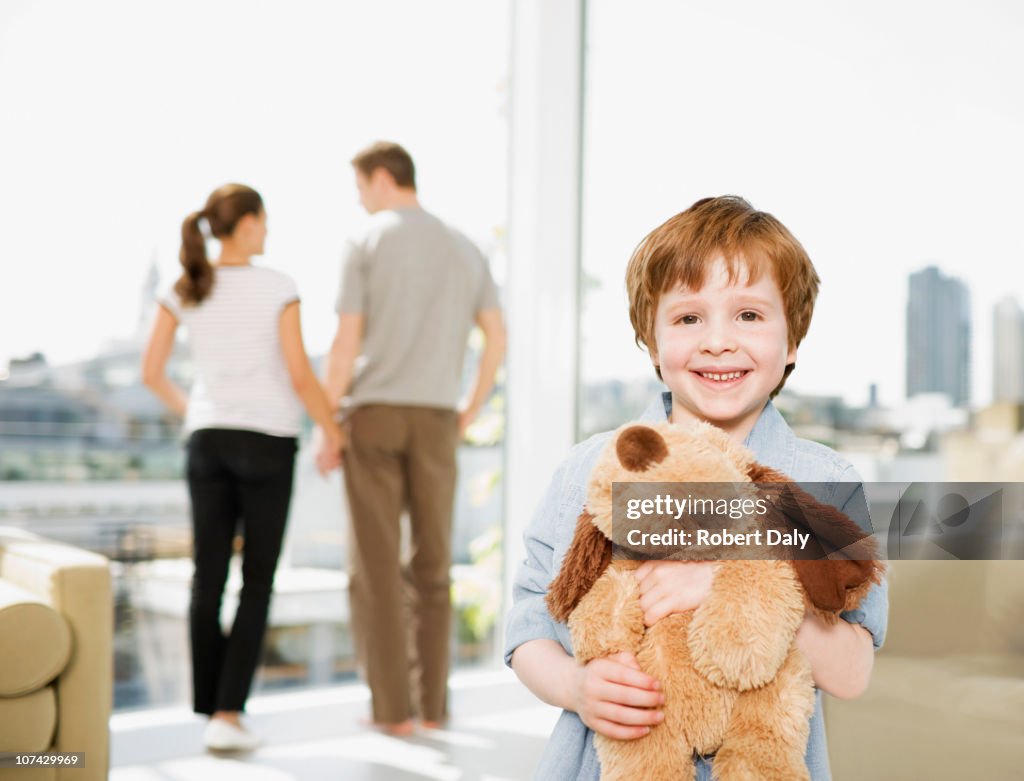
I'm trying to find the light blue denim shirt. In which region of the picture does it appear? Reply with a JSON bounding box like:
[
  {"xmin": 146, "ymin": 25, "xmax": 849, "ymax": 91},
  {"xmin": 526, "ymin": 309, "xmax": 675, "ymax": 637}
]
[{"xmin": 504, "ymin": 393, "xmax": 889, "ymax": 781}]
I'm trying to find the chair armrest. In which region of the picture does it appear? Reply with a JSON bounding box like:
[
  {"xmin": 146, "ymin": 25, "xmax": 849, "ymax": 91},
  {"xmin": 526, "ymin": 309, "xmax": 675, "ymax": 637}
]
[{"xmin": 0, "ymin": 529, "xmax": 113, "ymax": 781}]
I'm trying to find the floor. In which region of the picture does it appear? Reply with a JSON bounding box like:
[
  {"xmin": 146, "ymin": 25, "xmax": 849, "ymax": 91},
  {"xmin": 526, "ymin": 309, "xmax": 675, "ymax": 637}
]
[{"xmin": 110, "ymin": 668, "xmax": 558, "ymax": 781}]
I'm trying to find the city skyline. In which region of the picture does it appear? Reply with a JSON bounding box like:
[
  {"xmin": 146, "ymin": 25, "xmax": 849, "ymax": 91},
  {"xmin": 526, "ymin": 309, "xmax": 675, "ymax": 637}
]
[
  {"xmin": 6, "ymin": 259, "xmax": 1015, "ymax": 411},
  {"xmin": 5, "ymin": 258, "xmax": 1021, "ymax": 412}
]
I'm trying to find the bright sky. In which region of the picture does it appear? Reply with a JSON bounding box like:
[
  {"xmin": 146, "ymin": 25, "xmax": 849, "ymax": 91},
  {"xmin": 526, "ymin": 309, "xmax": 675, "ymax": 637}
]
[
  {"xmin": 0, "ymin": 0, "xmax": 508, "ymax": 367},
  {"xmin": 2, "ymin": 0, "xmax": 1022, "ymax": 410},
  {"xmin": 580, "ymin": 0, "xmax": 1024, "ymax": 407}
]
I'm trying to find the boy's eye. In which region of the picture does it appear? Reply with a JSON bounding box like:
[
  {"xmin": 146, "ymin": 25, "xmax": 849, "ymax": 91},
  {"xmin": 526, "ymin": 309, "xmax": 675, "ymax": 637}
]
[
  {"xmin": 739, "ymin": 311, "xmax": 760, "ymax": 322},
  {"xmin": 678, "ymin": 314, "xmax": 699, "ymax": 325}
]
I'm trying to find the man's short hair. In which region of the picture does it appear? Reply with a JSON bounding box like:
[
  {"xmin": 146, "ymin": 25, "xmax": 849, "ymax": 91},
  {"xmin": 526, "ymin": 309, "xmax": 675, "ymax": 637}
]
[
  {"xmin": 351, "ymin": 141, "xmax": 416, "ymax": 190},
  {"xmin": 625, "ymin": 195, "xmax": 820, "ymax": 396}
]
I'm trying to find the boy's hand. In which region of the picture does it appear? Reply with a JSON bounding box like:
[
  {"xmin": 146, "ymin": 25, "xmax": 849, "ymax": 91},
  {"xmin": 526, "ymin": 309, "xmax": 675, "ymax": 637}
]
[
  {"xmin": 635, "ymin": 561, "xmax": 715, "ymax": 626},
  {"xmin": 572, "ymin": 651, "xmax": 664, "ymax": 740}
]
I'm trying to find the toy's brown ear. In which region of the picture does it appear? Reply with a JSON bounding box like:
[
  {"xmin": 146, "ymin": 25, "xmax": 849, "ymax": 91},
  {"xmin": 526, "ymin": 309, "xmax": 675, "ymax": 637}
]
[
  {"xmin": 546, "ymin": 511, "xmax": 613, "ymax": 623},
  {"xmin": 616, "ymin": 425, "xmax": 669, "ymax": 472},
  {"xmin": 747, "ymin": 461, "xmax": 882, "ymax": 614},
  {"xmin": 790, "ymin": 558, "xmax": 879, "ymax": 613}
]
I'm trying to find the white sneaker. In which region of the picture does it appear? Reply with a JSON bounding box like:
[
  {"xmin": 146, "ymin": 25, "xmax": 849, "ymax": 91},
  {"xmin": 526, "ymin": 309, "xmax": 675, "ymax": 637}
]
[{"xmin": 203, "ymin": 719, "xmax": 263, "ymax": 752}]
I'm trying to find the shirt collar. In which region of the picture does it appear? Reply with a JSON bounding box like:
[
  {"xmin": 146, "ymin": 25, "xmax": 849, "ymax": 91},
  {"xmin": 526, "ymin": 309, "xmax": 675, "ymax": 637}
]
[
  {"xmin": 636, "ymin": 391, "xmax": 796, "ymax": 472},
  {"xmin": 742, "ymin": 400, "xmax": 796, "ymax": 472},
  {"xmin": 637, "ymin": 391, "xmax": 673, "ymax": 423}
]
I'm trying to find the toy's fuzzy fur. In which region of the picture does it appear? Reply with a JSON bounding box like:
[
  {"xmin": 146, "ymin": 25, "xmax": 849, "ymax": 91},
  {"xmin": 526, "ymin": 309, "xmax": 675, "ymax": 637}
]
[{"xmin": 546, "ymin": 422, "xmax": 885, "ymax": 781}]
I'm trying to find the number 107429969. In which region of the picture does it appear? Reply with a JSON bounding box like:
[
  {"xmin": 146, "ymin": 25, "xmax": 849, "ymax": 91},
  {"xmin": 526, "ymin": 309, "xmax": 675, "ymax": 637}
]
[{"xmin": 0, "ymin": 753, "xmax": 84, "ymax": 767}]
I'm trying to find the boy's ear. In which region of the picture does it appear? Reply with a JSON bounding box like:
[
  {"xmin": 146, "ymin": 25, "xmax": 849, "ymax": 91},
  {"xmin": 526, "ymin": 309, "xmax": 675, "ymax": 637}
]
[
  {"xmin": 786, "ymin": 343, "xmax": 797, "ymax": 367},
  {"xmin": 648, "ymin": 348, "xmax": 663, "ymax": 382}
]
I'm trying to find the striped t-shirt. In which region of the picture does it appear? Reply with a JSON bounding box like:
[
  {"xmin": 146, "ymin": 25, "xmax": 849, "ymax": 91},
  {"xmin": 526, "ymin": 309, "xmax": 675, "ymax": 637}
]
[{"xmin": 161, "ymin": 265, "xmax": 303, "ymax": 437}]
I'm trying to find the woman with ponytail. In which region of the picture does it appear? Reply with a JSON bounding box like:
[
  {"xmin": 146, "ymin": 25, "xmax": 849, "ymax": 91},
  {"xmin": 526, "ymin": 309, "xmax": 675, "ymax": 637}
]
[{"xmin": 142, "ymin": 183, "xmax": 344, "ymax": 751}]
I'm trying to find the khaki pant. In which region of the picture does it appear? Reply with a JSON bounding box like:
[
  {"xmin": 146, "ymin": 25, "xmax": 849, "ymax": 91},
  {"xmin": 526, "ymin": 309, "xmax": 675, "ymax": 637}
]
[{"xmin": 342, "ymin": 404, "xmax": 458, "ymax": 723}]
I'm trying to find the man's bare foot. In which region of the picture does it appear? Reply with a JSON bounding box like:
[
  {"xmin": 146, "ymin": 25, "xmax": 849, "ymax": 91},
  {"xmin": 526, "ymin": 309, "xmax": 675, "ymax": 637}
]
[{"xmin": 419, "ymin": 719, "xmax": 445, "ymax": 730}]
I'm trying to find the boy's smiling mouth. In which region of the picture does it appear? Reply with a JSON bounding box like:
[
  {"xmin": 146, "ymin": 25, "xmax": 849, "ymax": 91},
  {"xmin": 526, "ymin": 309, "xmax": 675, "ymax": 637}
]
[{"xmin": 691, "ymin": 369, "xmax": 751, "ymax": 384}]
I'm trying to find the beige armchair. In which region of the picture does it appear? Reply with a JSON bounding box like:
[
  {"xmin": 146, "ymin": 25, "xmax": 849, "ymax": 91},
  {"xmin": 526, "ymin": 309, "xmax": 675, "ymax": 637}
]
[
  {"xmin": 825, "ymin": 560, "xmax": 1024, "ymax": 779},
  {"xmin": 0, "ymin": 527, "xmax": 112, "ymax": 781}
]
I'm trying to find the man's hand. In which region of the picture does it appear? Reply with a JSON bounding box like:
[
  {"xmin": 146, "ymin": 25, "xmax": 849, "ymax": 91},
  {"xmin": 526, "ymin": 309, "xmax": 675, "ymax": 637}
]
[
  {"xmin": 457, "ymin": 403, "xmax": 480, "ymax": 439},
  {"xmin": 571, "ymin": 651, "xmax": 664, "ymax": 740},
  {"xmin": 635, "ymin": 560, "xmax": 715, "ymax": 627}
]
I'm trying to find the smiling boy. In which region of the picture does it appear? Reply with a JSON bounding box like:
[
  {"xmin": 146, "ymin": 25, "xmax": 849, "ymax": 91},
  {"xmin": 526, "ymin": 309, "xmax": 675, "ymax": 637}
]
[{"xmin": 505, "ymin": 196, "xmax": 888, "ymax": 780}]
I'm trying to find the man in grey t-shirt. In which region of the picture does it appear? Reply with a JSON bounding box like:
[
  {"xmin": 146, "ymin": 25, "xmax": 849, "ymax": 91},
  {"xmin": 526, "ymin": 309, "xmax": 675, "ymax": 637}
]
[{"xmin": 320, "ymin": 142, "xmax": 506, "ymax": 735}]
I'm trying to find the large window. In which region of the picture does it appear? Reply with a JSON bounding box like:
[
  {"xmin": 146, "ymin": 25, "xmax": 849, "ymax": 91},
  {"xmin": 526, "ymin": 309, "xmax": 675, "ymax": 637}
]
[{"xmin": 0, "ymin": 0, "xmax": 509, "ymax": 710}]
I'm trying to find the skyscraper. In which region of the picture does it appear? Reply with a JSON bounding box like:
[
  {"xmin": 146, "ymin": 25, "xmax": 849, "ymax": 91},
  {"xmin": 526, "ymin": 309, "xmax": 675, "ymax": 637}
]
[
  {"xmin": 993, "ymin": 296, "xmax": 1024, "ymax": 402},
  {"xmin": 906, "ymin": 266, "xmax": 971, "ymax": 406}
]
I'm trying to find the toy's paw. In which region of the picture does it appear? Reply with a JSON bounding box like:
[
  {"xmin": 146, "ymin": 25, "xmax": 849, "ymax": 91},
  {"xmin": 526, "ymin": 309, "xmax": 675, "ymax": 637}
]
[
  {"xmin": 688, "ymin": 562, "xmax": 804, "ymax": 690},
  {"xmin": 569, "ymin": 567, "xmax": 644, "ymax": 662},
  {"xmin": 687, "ymin": 610, "xmax": 791, "ymax": 691}
]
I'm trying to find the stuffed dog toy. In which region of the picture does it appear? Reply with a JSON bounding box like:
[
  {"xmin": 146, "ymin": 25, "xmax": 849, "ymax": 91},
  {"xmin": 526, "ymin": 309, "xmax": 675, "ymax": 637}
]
[{"xmin": 546, "ymin": 421, "xmax": 883, "ymax": 781}]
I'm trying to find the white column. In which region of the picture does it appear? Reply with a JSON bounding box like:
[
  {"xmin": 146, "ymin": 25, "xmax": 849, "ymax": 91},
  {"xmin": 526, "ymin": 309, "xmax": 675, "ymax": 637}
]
[{"xmin": 502, "ymin": 0, "xmax": 585, "ymax": 654}]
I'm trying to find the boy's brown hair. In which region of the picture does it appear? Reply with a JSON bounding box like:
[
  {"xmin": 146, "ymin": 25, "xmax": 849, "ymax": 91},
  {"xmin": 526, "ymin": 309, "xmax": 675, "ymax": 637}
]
[
  {"xmin": 625, "ymin": 195, "xmax": 819, "ymax": 397},
  {"xmin": 351, "ymin": 141, "xmax": 416, "ymax": 190}
]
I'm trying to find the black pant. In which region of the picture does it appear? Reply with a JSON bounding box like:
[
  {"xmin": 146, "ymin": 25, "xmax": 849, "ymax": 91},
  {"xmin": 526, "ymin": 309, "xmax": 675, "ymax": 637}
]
[{"xmin": 185, "ymin": 428, "xmax": 297, "ymax": 715}]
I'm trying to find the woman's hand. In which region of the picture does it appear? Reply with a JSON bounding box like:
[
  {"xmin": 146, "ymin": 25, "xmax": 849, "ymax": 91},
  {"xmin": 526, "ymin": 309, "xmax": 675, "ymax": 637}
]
[
  {"xmin": 572, "ymin": 651, "xmax": 664, "ymax": 740},
  {"xmin": 313, "ymin": 424, "xmax": 344, "ymax": 476},
  {"xmin": 635, "ymin": 560, "xmax": 715, "ymax": 627}
]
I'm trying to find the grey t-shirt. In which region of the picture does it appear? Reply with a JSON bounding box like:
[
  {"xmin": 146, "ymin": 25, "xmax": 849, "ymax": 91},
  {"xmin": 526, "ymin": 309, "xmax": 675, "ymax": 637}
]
[{"xmin": 335, "ymin": 207, "xmax": 500, "ymax": 410}]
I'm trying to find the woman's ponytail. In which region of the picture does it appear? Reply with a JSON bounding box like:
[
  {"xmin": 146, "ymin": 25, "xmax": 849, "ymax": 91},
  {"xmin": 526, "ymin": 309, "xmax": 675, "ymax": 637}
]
[
  {"xmin": 173, "ymin": 184, "xmax": 263, "ymax": 306},
  {"xmin": 175, "ymin": 211, "xmax": 215, "ymax": 305}
]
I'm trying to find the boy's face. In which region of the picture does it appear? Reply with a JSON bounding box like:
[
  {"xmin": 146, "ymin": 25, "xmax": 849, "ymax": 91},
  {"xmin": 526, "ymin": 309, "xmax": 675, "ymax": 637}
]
[{"xmin": 650, "ymin": 256, "xmax": 796, "ymax": 441}]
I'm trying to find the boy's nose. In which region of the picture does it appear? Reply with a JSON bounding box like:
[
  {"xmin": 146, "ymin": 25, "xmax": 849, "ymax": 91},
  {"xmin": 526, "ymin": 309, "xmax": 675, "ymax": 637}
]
[{"xmin": 699, "ymin": 321, "xmax": 738, "ymax": 354}]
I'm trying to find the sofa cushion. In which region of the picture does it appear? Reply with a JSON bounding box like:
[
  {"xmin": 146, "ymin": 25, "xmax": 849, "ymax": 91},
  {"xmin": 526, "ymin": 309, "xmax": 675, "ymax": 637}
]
[
  {"xmin": 0, "ymin": 684, "xmax": 57, "ymax": 752},
  {"xmin": 0, "ymin": 580, "xmax": 72, "ymax": 696}
]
